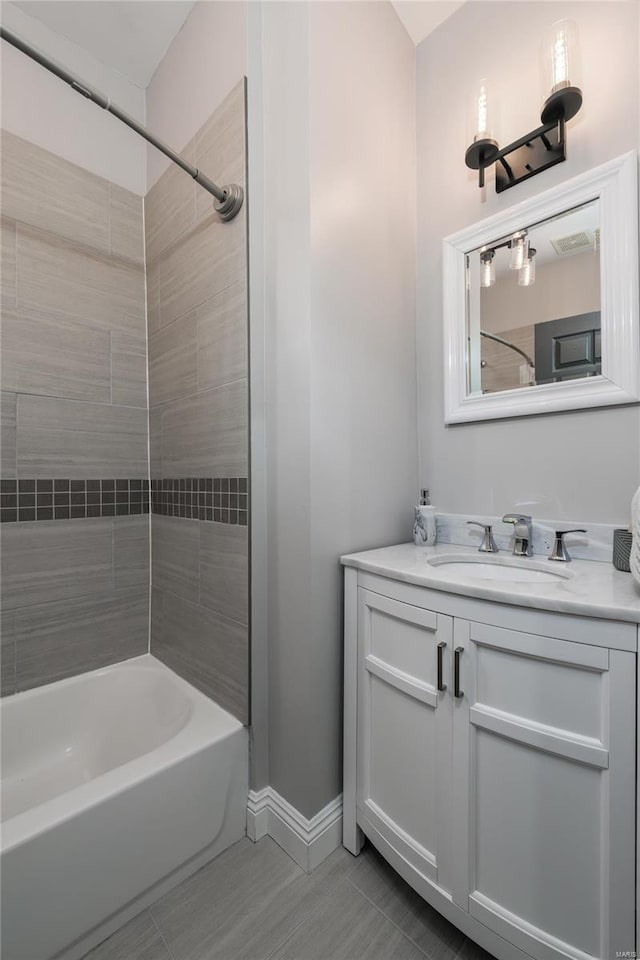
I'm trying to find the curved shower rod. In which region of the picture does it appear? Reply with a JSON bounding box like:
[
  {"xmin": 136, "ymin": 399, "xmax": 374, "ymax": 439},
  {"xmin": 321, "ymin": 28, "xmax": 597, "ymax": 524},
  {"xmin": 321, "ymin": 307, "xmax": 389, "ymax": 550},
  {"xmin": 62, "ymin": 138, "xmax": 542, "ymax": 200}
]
[
  {"xmin": 480, "ymin": 330, "xmax": 535, "ymax": 369},
  {"xmin": 0, "ymin": 26, "xmax": 244, "ymax": 222}
]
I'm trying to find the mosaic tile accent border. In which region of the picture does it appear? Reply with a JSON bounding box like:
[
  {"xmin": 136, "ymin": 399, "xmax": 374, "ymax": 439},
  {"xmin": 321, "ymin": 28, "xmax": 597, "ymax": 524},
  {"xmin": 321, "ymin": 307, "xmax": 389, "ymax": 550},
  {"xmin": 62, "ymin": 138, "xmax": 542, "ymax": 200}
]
[
  {"xmin": 0, "ymin": 479, "xmax": 149, "ymax": 523},
  {"xmin": 151, "ymin": 478, "xmax": 248, "ymax": 525}
]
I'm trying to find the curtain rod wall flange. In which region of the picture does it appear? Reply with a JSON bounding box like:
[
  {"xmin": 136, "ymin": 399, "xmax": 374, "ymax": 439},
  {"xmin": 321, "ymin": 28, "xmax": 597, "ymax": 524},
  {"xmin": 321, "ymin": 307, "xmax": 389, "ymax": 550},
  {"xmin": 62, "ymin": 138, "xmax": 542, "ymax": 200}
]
[{"xmin": 0, "ymin": 26, "xmax": 244, "ymax": 222}]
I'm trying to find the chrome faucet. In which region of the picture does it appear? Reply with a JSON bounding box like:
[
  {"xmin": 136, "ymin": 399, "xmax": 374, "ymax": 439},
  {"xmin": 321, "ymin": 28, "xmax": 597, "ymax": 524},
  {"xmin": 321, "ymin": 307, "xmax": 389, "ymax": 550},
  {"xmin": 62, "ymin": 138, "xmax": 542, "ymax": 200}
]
[
  {"xmin": 548, "ymin": 529, "xmax": 587, "ymax": 562},
  {"xmin": 467, "ymin": 521, "xmax": 499, "ymax": 553},
  {"xmin": 502, "ymin": 513, "xmax": 533, "ymax": 557}
]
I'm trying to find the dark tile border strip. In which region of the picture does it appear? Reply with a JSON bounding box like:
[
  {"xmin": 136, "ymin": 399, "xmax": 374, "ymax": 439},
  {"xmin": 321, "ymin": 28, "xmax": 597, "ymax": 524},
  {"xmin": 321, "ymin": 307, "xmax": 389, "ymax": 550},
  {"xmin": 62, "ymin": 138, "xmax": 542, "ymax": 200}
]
[
  {"xmin": 0, "ymin": 479, "xmax": 149, "ymax": 523},
  {"xmin": 151, "ymin": 478, "xmax": 248, "ymax": 526}
]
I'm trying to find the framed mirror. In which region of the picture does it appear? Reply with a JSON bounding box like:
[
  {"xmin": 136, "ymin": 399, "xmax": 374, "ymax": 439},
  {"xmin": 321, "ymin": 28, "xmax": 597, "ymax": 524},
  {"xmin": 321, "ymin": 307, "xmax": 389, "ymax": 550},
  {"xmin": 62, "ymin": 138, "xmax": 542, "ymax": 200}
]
[{"xmin": 442, "ymin": 152, "xmax": 639, "ymax": 423}]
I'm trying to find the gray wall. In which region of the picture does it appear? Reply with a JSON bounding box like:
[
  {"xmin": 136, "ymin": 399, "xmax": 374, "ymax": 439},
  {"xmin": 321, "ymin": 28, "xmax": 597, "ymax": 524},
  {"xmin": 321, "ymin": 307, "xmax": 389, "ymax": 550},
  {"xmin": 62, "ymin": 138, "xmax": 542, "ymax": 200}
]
[
  {"xmin": 0, "ymin": 131, "xmax": 149, "ymax": 695},
  {"xmin": 254, "ymin": 1, "xmax": 418, "ymax": 818},
  {"xmin": 146, "ymin": 81, "xmax": 250, "ymax": 724},
  {"xmin": 416, "ymin": 1, "xmax": 640, "ymax": 524}
]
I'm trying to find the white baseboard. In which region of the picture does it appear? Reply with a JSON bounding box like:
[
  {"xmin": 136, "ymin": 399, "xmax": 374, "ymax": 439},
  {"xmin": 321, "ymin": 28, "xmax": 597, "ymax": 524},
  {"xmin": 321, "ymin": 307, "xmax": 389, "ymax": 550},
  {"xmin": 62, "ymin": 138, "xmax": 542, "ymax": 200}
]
[{"xmin": 247, "ymin": 788, "xmax": 343, "ymax": 873}]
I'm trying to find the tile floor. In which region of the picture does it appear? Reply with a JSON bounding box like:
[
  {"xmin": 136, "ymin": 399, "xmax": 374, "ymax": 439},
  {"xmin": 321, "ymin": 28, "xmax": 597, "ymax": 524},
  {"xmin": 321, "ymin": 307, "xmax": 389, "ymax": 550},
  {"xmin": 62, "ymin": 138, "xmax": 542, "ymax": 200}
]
[{"xmin": 83, "ymin": 837, "xmax": 496, "ymax": 960}]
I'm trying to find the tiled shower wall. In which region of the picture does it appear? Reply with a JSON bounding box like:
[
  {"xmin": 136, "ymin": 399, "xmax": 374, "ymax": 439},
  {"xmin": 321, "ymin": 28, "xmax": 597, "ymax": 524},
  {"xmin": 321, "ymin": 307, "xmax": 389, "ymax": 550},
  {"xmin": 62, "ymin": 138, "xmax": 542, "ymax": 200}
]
[
  {"xmin": 146, "ymin": 81, "xmax": 249, "ymax": 724},
  {"xmin": 0, "ymin": 131, "xmax": 149, "ymax": 695}
]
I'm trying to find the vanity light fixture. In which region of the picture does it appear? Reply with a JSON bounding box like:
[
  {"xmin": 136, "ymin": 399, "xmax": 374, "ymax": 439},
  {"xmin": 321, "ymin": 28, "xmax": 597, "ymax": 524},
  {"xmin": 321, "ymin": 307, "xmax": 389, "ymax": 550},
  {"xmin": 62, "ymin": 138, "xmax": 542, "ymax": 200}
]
[
  {"xmin": 480, "ymin": 249, "xmax": 496, "ymax": 288},
  {"xmin": 465, "ymin": 19, "xmax": 583, "ymax": 194},
  {"xmin": 518, "ymin": 248, "xmax": 537, "ymax": 286}
]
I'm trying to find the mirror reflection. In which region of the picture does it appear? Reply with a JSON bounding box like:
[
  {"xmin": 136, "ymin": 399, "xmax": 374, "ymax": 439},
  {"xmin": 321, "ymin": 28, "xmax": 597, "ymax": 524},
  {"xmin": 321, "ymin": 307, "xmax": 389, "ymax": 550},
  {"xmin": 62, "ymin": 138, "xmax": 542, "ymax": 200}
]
[{"xmin": 466, "ymin": 200, "xmax": 601, "ymax": 395}]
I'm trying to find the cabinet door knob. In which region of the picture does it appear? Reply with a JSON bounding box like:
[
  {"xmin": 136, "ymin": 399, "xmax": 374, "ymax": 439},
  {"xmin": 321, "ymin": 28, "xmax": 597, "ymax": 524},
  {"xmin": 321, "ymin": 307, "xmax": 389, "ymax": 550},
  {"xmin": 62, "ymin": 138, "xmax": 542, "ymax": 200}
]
[
  {"xmin": 437, "ymin": 641, "xmax": 447, "ymax": 692},
  {"xmin": 454, "ymin": 646, "xmax": 464, "ymax": 699}
]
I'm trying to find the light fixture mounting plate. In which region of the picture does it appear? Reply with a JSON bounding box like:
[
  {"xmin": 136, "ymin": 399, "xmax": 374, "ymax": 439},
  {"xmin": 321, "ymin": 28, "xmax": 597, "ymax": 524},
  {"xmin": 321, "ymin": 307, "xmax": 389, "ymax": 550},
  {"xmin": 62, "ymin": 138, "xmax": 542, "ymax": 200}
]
[{"xmin": 494, "ymin": 119, "xmax": 566, "ymax": 194}]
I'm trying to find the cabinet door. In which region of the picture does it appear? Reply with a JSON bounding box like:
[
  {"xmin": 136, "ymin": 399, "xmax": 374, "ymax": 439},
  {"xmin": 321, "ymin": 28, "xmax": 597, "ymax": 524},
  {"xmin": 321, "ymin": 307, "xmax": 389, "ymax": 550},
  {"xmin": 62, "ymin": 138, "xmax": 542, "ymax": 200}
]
[
  {"xmin": 357, "ymin": 588, "xmax": 453, "ymax": 891},
  {"xmin": 452, "ymin": 619, "xmax": 636, "ymax": 960}
]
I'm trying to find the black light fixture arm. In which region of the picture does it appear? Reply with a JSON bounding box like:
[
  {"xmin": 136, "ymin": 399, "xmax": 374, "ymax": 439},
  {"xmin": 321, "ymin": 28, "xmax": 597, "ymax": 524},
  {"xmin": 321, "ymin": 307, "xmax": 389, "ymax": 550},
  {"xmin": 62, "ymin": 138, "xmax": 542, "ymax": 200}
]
[{"xmin": 467, "ymin": 112, "xmax": 572, "ymax": 194}]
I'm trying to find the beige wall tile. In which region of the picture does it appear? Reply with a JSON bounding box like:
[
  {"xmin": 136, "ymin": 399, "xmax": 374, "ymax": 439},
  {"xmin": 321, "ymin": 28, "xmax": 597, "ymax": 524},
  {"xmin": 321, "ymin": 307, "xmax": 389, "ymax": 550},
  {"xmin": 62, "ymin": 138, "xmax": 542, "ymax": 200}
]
[
  {"xmin": 111, "ymin": 330, "xmax": 148, "ymax": 408},
  {"xmin": 158, "ymin": 213, "xmax": 245, "ymax": 328},
  {"xmin": 1, "ymin": 130, "xmax": 110, "ymax": 254},
  {"xmin": 149, "ymin": 406, "xmax": 162, "ymax": 478},
  {"xmin": 160, "ymin": 379, "xmax": 247, "ymax": 477},
  {"xmin": 2, "ymin": 305, "xmax": 111, "ymax": 402},
  {"xmin": 145, "ymin": 139, "xmax": 196, "ymax": 265},
  {"xmin": 194, "ymin": 80, "xmax": 246, "ymax": 225},
  {"xmin": 1, "ymin": 518, "xmax": 113, "ymax": 610},
  {"xmin": 113, "ymin": 515, "xmax": 150, "ymax": 589},
  {"xmin": 15, "ymin": 588, "xmax": 148, "ymax": 691},
  {"xmin": 146, "ymin": 257, "xmax": 162, "ymax": 335},
  {"xmin": 1, "ymin": 609, "xmax": 16, "ymax": 697},
  {"xmin": 149, "ymin": 311, "xmax": 197, "ymax": 408},
  {"xmin": 152, "ymin": 515, "xmax": 199, "ymax": 602},
  {"xmin": 197, "ymin": 280, "xmax": 247, "ymax": 393},
  {"xmin": 17, "ymin": 394, "xmax": 148, "ymax": 478},
  {"xmin": 1, "ymin": 392, "xmax": 17, "ymax": 478},
  {"xmin": 152, "ymin": 588, "xmax": 248, "ymax": 723},
  {"xmin": 109, "ymin": 184, "xmax": 144, "ymax": 265},
  {"xmin": 1, "ymin": 217, "xmax": 16, "ymax": 307},
  {"xmin": 199, "ymin": 522, "xmax": 248, "ymax": 625},
  {"xmin": 16, "ymin": 223, "xmax": 145, "ymax": 337}
]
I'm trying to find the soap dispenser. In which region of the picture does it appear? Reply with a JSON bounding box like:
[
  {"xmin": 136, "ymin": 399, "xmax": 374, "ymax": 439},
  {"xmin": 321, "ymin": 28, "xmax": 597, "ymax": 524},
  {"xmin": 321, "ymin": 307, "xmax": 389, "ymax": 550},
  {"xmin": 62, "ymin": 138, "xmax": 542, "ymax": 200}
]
[{"xmin": 413, "ymin": 489, "xmax": 437, "ymax": 546}]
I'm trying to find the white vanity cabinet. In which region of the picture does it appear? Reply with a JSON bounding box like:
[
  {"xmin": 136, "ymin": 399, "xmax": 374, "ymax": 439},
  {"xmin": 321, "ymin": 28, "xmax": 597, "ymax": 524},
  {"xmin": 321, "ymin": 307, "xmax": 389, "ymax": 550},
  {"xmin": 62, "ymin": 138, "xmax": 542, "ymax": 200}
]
[{"xmin": 344, "ymin": 566, "xmax": 638, "ymax": 960}]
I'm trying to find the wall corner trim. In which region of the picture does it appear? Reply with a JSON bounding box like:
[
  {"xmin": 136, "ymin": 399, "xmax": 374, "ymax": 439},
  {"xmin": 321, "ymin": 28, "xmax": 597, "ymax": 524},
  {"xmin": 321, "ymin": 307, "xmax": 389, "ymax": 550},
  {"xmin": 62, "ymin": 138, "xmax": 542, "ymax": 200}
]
[{"xmin": 246, "ymin": 788, "xmax": 343, "ymax": 873}]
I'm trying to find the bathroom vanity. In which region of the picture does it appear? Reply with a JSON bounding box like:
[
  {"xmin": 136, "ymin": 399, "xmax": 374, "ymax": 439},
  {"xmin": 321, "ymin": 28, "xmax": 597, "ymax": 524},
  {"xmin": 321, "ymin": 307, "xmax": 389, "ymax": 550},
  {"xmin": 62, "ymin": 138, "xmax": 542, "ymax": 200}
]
[{"xmin": 342, "ymin": 542, "xmax": 640, "ymax": 960}]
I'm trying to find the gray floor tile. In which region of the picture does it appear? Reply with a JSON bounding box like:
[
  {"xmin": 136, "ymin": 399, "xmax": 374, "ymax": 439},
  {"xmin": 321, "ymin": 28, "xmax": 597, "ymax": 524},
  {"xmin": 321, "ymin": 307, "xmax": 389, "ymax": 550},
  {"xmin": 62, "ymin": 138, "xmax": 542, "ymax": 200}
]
[
  {"xmin": 151, "ymin": 837, "xmax": 302, "ymax": 960},
  {"xmin": 152, "ymin": 839, "xmax": 360, "ymax": 960},
  {"xmin": 83, "ymin": 910, "xmax": 172, "ymax": 960},
  {"xmin": 348, "ymin": 845, "xmax": 465, "ymax": 960},
  {"xmin": 269, "ymin": 877, "xmax": 427, "ymax": 960},
  {"xmin": 83, "ymin": 838, "xmax": 490, "ymax": 960},
  {"xmin": 455, "ymin": 939, "xmax": 496, "ymax": 960}
]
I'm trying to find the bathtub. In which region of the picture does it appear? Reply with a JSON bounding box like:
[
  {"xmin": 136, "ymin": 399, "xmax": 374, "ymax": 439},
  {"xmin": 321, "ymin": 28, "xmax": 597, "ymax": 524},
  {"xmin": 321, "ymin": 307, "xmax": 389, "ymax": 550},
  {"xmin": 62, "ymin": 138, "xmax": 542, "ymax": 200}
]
[{"xmin": 1, "ymin": 654, "xmax": 248, "ymax": 960}]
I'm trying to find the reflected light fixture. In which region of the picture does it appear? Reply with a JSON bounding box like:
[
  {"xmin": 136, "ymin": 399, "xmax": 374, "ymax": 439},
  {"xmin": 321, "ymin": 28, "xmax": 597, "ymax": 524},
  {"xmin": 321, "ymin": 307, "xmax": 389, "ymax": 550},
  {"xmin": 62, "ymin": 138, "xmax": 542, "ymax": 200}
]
[
  {"xmin": 518, "ymin": 248, "xmax": 537, "ymax": 286},
  {"xmin": 480, "ymin": 249, "xmax": 496, "ymax": 288},
  {"xmin": 509, "ymin": 233, "xmax": 529, "ymax": 271},
  {"xmin": 465, "ymin": 19, "xmax": 582, "ymax": 193}
]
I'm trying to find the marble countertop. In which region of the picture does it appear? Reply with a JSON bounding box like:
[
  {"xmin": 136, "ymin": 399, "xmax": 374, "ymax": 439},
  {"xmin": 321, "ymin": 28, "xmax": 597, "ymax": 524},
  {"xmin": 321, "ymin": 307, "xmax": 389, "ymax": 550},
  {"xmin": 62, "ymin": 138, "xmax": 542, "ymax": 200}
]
[{"xmin": 341, "ymin": 542, "xmax": 640, "ymax": 624}]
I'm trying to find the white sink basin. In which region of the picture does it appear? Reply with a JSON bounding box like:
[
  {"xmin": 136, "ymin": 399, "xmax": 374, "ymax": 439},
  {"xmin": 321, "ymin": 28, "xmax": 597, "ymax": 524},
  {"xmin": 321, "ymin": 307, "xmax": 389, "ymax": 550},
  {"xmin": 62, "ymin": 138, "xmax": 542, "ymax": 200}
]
[{"xmin": 426, "ymin": 555, "xmax": 572, "ymax": 584}]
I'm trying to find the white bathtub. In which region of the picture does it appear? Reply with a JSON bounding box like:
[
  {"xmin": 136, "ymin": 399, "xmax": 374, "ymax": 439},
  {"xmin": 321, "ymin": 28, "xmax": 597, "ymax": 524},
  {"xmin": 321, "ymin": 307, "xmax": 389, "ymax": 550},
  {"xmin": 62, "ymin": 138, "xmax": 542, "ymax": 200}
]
[{"xmin": 1, "ymin": 654, "xmax": 248, "ymax": 960}]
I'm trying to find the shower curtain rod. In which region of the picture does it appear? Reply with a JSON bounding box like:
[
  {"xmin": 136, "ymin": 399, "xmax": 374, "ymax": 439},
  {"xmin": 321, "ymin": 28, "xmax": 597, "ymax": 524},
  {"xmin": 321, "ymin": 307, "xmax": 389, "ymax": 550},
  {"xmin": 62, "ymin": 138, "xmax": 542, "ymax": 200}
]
[
  {"xmin": 0, "ymin": 26, "xmax": 244, "ymax": 222},
  {"xmin": 480, "ymin": 330, "xmax": 535, "ymax": 369}
]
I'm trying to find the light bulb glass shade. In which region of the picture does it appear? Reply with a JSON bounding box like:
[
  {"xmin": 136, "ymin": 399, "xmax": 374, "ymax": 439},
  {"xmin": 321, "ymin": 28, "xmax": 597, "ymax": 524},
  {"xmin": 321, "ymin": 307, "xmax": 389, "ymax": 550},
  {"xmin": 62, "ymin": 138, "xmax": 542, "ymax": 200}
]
[
  {"xmin": 480, "ymin": 250, "xmax": 495, "ymax": 288},
  {"xmin": 468, "ymin": 78, "xmax": 493, "ymax": 142},
  {"xmin": 518, "ymin": 248, "xmax": 536, "ymax": 287},
  {"xmin": 543, "ymin": 19, "xmax": 580, "ymax": 96},
  {"xmin": 509, "ymin": 234, "xmax": 528, "ymax": 271}
]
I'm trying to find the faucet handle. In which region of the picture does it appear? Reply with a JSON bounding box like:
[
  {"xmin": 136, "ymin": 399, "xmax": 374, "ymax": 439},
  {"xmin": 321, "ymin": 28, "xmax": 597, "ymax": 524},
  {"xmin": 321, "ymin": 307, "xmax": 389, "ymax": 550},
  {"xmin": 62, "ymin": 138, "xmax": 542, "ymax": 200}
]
[
  {"xmin": 467, "ymin": 521, "xmax": 499, "ymax": 553},
  {"xmin": 548, "ymin": 529, "xmax": 587, "ymax": 562}
]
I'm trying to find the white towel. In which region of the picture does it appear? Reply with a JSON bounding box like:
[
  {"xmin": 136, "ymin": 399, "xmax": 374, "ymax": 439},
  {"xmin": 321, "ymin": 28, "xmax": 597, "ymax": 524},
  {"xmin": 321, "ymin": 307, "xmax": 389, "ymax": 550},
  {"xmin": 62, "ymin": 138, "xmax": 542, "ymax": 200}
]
[{"xmin": 631, "ymin": 486, "xmax": 640, "ymax": 586}]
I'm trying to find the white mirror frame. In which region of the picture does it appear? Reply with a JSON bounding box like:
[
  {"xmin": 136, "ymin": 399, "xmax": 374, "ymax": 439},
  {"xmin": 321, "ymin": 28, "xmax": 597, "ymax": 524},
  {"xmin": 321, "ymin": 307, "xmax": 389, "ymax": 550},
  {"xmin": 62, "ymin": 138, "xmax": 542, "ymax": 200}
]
[{"xmin": 443, "ymin": 151, "xmax": 639, "ymax": 424}]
